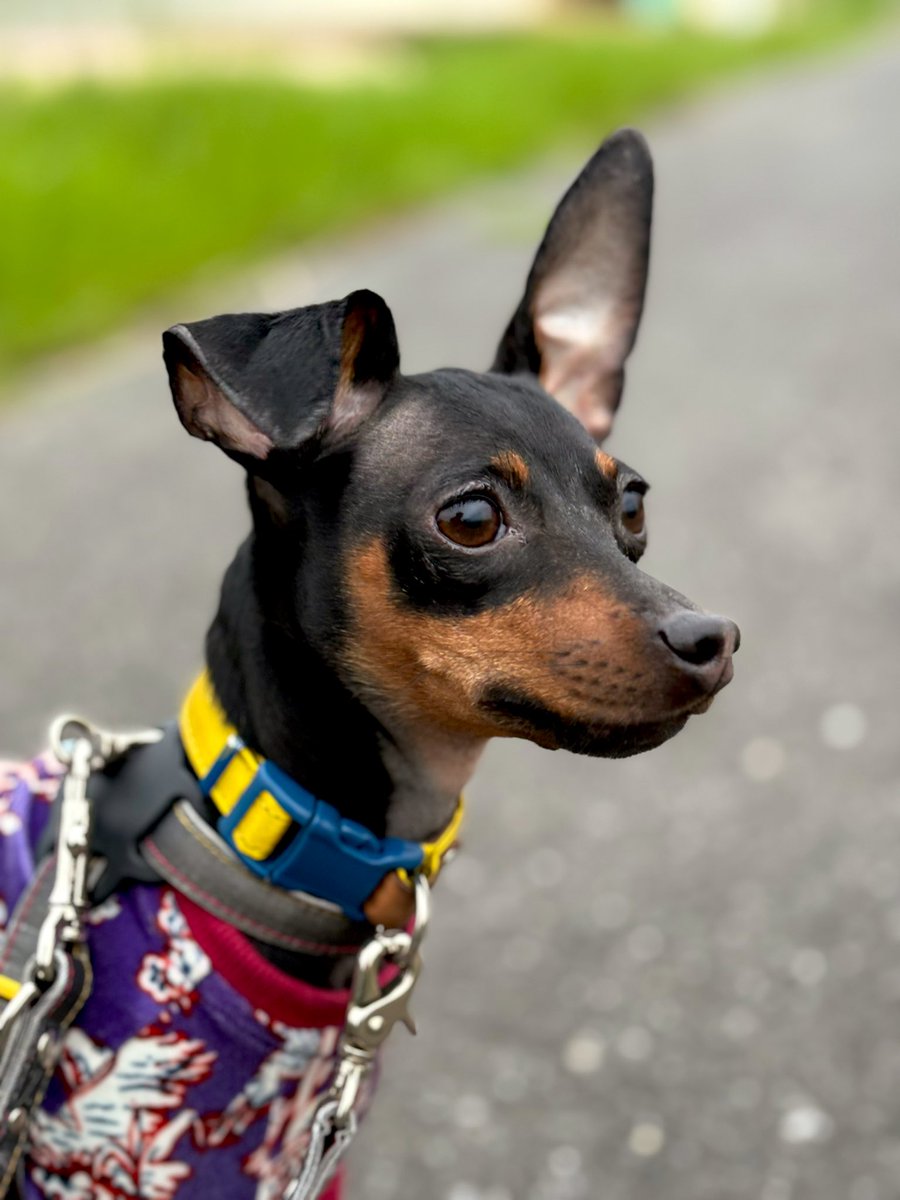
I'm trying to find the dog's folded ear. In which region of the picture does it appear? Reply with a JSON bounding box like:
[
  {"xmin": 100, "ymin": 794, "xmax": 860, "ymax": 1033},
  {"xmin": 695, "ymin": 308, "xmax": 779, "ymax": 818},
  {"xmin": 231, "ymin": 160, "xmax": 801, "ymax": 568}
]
[
  {"xmin": 492, "ymin": 128, "xmax": 653, "ymax": 444},
  {"xmin": 163, "ymin": 289, "xmax": 400, "ymax": 463}
]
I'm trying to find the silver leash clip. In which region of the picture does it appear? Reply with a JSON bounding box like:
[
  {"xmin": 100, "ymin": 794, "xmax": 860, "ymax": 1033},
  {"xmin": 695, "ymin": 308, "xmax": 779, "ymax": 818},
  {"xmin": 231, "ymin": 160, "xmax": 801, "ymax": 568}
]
[
  {"xmin": 330, "ymin": 872, "xmax": 430, "ymax": 1125},
  {"xmin": 33, "ymin": 718, "xmax": 161, "ymax": 980},
  {"xmin": 0, "ymin": 715, "xmax": 158, "ymax": 1192},
  {"xmin": 49, "ymin": 716, "xmax": 162, "ymax": 773},
  {"xmin": 284, "ymin": 874, "xmax": 430, "ymax": 1200}
]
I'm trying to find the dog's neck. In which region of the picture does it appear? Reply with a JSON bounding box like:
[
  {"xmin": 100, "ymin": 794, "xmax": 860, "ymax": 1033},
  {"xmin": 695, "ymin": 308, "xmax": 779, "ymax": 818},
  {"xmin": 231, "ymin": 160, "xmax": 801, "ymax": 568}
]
[{"xmin": 205, "ymin": 535, "xmax": 483, "ymax": 845}]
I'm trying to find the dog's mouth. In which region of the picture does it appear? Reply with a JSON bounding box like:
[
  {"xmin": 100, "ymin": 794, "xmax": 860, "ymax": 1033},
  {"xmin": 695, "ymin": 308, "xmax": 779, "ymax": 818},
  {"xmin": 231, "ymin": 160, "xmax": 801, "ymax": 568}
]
[
  {"xmin": 481, "ymin": 667, "xmax": 733, "ymax": 758},
  {"xmin": 686, "ymin": 655, "xmax": 734, "ymax": 714}
]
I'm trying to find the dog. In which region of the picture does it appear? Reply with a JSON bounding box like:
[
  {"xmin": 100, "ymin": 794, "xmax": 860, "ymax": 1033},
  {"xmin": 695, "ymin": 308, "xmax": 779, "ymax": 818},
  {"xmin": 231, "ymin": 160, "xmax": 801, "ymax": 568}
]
[{"xmin": 0, "ymin": 128, "xmax": 738, "ymax": 1200}]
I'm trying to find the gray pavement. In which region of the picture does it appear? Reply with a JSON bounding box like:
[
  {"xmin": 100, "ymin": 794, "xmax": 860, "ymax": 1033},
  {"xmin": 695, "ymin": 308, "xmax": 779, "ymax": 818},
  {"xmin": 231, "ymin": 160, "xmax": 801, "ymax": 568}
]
[{"xmin": 3, "ymin": 29, "xmax": 900, "ymax": 1200}]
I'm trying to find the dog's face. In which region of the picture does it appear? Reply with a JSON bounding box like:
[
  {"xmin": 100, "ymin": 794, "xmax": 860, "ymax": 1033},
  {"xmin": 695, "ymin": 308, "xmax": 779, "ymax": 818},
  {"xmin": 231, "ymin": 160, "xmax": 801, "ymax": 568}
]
[
  {"xmin": 164, "ymin": 130, "xmax": 737, "ymax": 759},
  {"xmin": 336, "ymin": 370, "xmax": 737, "ymax": 758}
]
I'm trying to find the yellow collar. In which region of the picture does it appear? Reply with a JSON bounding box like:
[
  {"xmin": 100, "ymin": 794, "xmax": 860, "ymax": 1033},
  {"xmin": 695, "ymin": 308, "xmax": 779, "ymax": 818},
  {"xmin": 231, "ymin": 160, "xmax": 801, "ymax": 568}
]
[{"xmin": 179, "ymin": 671, "xmax": 463, "ymax": 922}]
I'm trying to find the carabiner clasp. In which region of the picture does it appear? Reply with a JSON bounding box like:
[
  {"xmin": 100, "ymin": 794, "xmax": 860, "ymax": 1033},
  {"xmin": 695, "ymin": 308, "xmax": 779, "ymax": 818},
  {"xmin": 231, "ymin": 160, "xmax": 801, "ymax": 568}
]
[{"xmin": 329, "ymin": 874, "xmax": 430, "ymax": 1125}]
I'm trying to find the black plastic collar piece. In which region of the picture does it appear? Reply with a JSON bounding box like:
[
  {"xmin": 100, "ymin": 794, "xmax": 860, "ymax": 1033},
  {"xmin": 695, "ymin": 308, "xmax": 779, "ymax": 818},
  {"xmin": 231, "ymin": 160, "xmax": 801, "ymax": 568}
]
[{"xmin": 37, "ymin": 723, "xmax": 203, "ymax": 902}]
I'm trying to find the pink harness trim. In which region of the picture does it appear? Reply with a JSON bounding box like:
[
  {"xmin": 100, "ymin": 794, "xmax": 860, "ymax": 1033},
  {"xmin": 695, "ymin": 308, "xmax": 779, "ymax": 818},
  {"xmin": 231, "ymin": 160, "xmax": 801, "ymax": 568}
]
[{"xmin": 178, "ymin": 893, "xmax": 354, "ymax": 1030}]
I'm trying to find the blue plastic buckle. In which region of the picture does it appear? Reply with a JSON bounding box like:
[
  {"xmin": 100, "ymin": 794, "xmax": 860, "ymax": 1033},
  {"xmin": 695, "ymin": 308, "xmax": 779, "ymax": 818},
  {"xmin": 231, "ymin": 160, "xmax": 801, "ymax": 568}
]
[{"xmin": 199, "ymin": 739, "xmax": 424, "ymax": 921}]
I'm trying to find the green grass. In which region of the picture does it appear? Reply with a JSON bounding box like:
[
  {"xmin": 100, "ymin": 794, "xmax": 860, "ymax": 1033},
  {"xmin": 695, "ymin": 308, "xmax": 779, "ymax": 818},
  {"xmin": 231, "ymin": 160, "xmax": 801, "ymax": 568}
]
[{"xmin": 0, "ymin": 2, "xmax": 895, "ymax": 376}]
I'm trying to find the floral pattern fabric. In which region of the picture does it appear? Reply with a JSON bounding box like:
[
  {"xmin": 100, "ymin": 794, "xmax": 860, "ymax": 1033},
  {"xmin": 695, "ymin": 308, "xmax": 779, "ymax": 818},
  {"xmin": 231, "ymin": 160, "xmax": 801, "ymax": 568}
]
[{"xmin": 0, "ymin": 756, "xmax": 346, "ymax": 1200}]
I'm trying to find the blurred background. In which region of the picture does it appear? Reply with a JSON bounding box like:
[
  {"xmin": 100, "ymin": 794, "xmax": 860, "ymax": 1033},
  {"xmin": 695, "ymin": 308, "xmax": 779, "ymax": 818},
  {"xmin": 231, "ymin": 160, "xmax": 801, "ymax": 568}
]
[{"xmin": 2, "ymin": 0, "xmax": 900, "ymax": 1197}]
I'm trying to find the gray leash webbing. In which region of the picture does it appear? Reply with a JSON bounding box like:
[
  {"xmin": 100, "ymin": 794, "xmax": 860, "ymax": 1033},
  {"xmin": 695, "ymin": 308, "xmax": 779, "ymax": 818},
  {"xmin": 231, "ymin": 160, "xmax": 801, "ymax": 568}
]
[{"xmin": 284, "ymin": 1101, "xmax": 357, "ymax": 1200}]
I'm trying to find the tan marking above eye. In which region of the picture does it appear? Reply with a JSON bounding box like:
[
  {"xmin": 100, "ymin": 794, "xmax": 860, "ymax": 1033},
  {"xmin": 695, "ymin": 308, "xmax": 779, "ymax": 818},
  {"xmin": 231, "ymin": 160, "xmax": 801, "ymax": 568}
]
[
  {"xmin": 490, "ymin": 451, "xmax": 530, "ymax": 489},
  {"xmin": 345, "ymin": 538, "xmax": 666, "ymax": 741},
  {"xmin": 595, "ymin": 449, "xmax": 618, "ymax": 480}
]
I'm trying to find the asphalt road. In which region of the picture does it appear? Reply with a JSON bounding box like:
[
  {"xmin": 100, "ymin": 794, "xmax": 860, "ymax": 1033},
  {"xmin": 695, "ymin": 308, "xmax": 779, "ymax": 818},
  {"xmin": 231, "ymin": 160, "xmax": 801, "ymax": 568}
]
[{"xmin": 3, "ymin": 29, "xmax": 900, "ymax": 1200}]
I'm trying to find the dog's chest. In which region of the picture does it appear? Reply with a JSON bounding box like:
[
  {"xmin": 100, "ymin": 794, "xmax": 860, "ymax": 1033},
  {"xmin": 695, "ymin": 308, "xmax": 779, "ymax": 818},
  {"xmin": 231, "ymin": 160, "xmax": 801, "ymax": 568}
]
[{"xmin": 0, "ymin": 758, "xmax": 352, "ymax": 1200}]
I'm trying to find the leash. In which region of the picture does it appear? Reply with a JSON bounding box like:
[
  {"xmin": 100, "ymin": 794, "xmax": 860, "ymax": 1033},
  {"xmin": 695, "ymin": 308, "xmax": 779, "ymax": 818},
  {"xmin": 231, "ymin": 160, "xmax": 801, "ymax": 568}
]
[
  {"xmin": 0, "ymin": 703, "xmax": 440, "ymax": 1200},
  {"xmin": 285, "ymin": 876, "xmax": 429, "ymax": 1200},
  {"xmin": 0, "ymin": 716, "xmax": 160, "ymax": 1196}
]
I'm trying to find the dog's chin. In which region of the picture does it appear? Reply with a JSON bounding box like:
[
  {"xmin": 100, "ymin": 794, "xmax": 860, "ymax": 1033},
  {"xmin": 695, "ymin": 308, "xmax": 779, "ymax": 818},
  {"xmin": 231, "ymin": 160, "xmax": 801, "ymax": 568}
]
[
  {"xmin": 534, "ymin": 714, "xmax": 691, "ymax": 758},
  {"xmin": 481, "ymin": 689, "xmax": 702, "ymax": 758}
]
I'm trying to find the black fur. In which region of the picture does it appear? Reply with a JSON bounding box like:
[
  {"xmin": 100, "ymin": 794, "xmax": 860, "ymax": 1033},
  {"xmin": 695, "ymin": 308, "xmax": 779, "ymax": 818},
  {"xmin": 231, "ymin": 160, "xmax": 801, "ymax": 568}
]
[{"xmin": 163, "ymin": 129, "xmax": 739, "ymax": 985}]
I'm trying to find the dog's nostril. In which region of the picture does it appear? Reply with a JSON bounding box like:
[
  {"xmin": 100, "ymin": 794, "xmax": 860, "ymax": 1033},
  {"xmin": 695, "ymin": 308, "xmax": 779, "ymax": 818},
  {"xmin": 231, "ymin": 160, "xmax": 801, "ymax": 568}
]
[{"xmin": 659, "ymin": 612, "xmax": 733, "ymax": 667}]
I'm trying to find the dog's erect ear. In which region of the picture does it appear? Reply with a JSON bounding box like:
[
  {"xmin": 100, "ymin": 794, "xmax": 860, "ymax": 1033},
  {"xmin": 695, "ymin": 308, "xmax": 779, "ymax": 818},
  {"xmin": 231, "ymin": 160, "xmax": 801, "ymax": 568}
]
[
  {"xmin": 163, "ymin": 289, "xmax": 400, "ymax": 462},
  {"xmin": 492, "ymin": 129, "xmax": 653, "ymax": 443}
]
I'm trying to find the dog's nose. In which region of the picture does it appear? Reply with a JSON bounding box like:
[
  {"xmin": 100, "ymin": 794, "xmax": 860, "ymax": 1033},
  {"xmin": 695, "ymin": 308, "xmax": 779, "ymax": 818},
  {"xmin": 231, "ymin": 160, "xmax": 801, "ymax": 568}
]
[{"xmin": 659, "ymin": 612, "xmax": 740, "ymax": 668}]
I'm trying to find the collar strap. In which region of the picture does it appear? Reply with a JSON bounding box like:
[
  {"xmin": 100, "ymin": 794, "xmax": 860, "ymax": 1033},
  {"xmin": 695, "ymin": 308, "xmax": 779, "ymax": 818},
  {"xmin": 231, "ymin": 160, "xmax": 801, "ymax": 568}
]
[{"xmin": 179, "ymin": 672, "xmax": 463, "ymax": 922}]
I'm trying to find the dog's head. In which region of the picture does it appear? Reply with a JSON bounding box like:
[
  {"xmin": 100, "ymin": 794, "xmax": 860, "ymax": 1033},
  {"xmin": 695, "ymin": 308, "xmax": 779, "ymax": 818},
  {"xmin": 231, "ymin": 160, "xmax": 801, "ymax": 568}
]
[{"xmin": 164, "ymin": 129, "xmax": 737, "ymax": 760}]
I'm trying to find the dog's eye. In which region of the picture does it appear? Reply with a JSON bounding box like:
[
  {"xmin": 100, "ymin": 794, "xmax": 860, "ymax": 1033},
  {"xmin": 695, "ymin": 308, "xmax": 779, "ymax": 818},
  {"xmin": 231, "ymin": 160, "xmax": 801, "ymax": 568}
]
[
  {"xmin": 437, "ymin": 496, "xmax": 504, "ymax": 548},
  {"xmin": 621, "ymin": 487, "xmax": 645, "ymax": 536}
]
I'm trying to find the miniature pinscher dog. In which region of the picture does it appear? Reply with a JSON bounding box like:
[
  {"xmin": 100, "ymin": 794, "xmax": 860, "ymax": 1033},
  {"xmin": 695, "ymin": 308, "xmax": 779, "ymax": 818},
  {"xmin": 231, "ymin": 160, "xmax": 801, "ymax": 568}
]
[
  {"xmin": 1, "ymin": 128, "xmax": 738, "ymax": 1200},
  {"xmin": 163, "ymin": 127, "xmax": 737, "ymax": 863}
]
